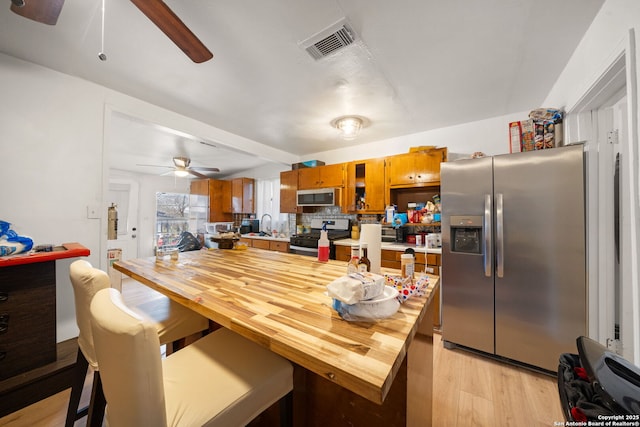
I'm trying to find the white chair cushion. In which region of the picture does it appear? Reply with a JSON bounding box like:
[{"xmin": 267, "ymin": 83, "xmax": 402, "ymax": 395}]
[
  {"xmin": 163, "ymin": 328, "xmax": 293, "ymax": 427},
  {"xmin": 132, "ymin": 296, "xmax": 209, "ymax": 345},
  {"xmin": 91, "ymin": 288, "xmax": 293, "ymax": 427},
  {"xmin": 70, "ymin": 260, "xmax": 111, "ymax": 369},
  {"xmin": 91, "ymin": 288, "xmax": 168, "ymax": 427}
]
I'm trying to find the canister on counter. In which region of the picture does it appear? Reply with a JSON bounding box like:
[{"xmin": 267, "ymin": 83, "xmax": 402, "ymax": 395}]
[{"xmin": 351, "ymin": 225, "xmax": 360, "ymax": 240}]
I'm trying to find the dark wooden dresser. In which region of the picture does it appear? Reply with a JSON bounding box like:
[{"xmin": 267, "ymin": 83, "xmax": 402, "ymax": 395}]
[{"xmin": 0, "ymin": 243, "xmax": 89, "ymax": 416}]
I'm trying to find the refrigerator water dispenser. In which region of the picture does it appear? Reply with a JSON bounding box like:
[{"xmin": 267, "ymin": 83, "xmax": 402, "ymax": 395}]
[{"xmin": 450, "ymin": 215, "xmax": 483, "ymax": 254}]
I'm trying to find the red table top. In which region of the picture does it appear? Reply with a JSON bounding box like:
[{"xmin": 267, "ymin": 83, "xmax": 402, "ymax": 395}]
[{"xmin": 0, "ymin": 242, "xmax": 90, "ymax": 267}]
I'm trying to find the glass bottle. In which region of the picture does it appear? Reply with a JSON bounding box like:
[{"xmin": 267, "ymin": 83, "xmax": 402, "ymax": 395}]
[
  {"xmin": 357, "ymin": 243, "xmax": 371, "ymax": 272},
  {"xmin": 347, "ymin": 244, "xmax": 360, "ymax": 274}
]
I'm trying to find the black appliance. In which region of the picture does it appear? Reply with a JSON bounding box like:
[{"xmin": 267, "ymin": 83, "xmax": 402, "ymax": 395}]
[
  {"xmin": 557, "ymin": 336, "xmax": 640, "ymax": 422},
  {"xmin": 289, "ymin": 218, "xmax": 350, "ymax": 258},
  {"xmin": 240, "ymin": 219, "xmax": 261, "ymax": 234}
]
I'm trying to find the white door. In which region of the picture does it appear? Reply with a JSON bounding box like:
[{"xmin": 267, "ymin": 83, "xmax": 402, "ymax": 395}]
[{"xmin": 107, "ymin": 178, "xmax": 139, "ymax": 261}]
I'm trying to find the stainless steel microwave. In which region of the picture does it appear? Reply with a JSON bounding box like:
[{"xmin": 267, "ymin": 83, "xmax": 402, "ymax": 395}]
[{"xmin": 296, "ymin": 188, "xmax": 337, "ymax": 206}]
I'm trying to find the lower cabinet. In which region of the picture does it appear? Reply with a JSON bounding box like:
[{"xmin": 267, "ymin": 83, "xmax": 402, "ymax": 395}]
[
  {"xmin": 334, "ymin": 245, "xmax": 351, "ymax": 262},
  {"xmin": 380, "ymin": 250, "xmax": 440, "ymax": 275},
  {"xmin": 239, "ymin": 238, "xmax": 289, "ymax": 253}
]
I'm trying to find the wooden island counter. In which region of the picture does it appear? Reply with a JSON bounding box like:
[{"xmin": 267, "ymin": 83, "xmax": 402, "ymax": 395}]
[{"xmin": 114, "ymin": 247, "xmax": 438, "ymax": 427}]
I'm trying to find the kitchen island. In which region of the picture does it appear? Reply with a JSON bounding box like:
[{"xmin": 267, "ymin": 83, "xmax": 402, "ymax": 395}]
[{"xmin": 114, "ymin": 247, "xmax": 438, "ymax": 426}]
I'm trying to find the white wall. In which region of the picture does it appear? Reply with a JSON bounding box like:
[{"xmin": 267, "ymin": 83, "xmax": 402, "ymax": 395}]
[
  {"xmin": 303, "ymin": 111, "xmax": 530, "ymax": 166},
  {"xmin": 0, "ymin": 53, "xmax": 295, "ymax": 341}
]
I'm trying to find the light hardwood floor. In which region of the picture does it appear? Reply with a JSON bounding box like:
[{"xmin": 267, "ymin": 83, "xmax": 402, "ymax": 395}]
[{"xmin": 0, "ymin": 280, "xmax": 564, "ymax": 426}]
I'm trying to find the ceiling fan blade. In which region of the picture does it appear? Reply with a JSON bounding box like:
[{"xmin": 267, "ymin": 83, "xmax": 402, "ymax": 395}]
[
  {"xmin": 136, "ymin": 164, "xmax": 172, "ymax": 168},
  {"xmin": 190, "ymin": 167, "xmax": 220, "ymax": 172},
  {"xmin": 188, "ymin": 170, "xmax": 208, "ymax": 179},
  {"xmin": 10, "ymin": 0, "xmax": 65, "ymax": 25},
  {"xmin": 130, "ymin": 0, "xmax": 213, "ymax": 63}
]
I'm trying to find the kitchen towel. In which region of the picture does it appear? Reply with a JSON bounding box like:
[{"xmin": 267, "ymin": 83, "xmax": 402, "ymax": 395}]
[{"xmin": 360, "ymin": 223, "xmax": 381, "ymax": 274}]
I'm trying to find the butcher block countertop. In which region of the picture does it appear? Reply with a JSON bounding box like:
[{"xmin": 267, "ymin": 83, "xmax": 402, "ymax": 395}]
[{"xmin": 114, "ymin": 247, "xmax": 438, "ymax": 406}]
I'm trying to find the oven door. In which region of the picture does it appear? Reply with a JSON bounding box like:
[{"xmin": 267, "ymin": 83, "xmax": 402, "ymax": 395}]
[{"xmin": 289, "ymin": 245, "xmax": 318, "ymax": 257}]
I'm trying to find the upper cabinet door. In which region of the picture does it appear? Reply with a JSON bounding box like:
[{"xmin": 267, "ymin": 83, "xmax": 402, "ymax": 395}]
[
  {"xmin": 280, "ymin": 170, "xmax": 301, "ymax": 213},
  {"xmin": 231, "ymin": 177, "xmax": 255, "ymax": 213},
  {"xmin": 386, "ymin": 153, "xmax": 416, "ymax": 186},
  {"xmin": 345, "ymin": 158, "xmax": 386, "ymax": 213},
  {"xmin": 298, "ymin": 163, "xmax": 345, "ymax": 189},
  {"xmin": 387, "ymin": 148, "xmax": 447, "ymax": 187}
]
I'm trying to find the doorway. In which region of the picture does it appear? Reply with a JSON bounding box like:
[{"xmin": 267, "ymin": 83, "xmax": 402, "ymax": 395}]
[
  {"xmin": 565, "ymin": 39, "xmax": 638, "ymax": 363},
  {"xmin": 107, "ymin": 178, "xmax": 140, "ymax": 261}
]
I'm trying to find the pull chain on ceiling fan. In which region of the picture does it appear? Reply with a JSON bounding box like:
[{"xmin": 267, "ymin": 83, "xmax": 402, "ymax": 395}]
[
  {"xmin": 98, "ymin": 0, "xmax": 106, "ymax": 61},
  {"xmin": 9, "ymin": 0, "xmax": 212, "ymax": 63}
]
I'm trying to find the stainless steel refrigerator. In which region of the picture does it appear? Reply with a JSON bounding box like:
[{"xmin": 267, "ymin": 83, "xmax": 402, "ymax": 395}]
[{"xmin": 441, "ymin": 144, "xmax": 586, "ymax": 372}]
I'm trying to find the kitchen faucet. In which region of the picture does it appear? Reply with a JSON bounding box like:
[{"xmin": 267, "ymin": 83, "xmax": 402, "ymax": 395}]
[{"xmin": 260, "ymin": 214, "xmax": 272, "ymax": 236}]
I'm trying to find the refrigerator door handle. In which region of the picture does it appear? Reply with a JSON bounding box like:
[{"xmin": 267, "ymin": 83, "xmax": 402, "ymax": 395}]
[
  {"xmin": 496, "ymin": 193, "xmax": 504, "ymax": 278},
  {"xmin": 484, "ymin": 194, "xmax": 492, "ymax": 277}
]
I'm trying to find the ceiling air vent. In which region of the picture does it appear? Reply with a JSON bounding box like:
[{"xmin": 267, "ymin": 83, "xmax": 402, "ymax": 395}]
[{"xmin": 300, "ymin": 18, "xmax": 357, "ymax": 60}]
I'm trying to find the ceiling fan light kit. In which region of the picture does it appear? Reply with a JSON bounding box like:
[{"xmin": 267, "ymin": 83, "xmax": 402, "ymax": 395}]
[{"xmin": 10, "ymin": 0, "xmax": 65, "ymax": 25}]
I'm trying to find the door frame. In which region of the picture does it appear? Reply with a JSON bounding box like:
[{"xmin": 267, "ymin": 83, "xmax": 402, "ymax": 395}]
[{"xmin": 565, "ymin": 29, "xmax": 639, "ymax": 363}]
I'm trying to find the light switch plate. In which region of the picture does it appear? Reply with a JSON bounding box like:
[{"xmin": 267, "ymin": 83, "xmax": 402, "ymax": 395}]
[{"xmin": 87, "ymin": 204, "xmax": 101, "ymax": 219}]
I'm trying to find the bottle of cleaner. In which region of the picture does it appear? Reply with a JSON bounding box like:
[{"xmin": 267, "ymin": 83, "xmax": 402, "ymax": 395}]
[{"xmin": 318, "ymin": 224, "xmax": 330, "ymax": 262}]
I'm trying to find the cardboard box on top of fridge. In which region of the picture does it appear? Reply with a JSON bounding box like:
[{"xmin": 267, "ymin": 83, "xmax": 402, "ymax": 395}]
[
  {"xmin": 521, "ymin": 119, "xmax": 535, "ymax": 152},
  {"xmin": 509, "ymin": 121, "xmax": 522, "ymax": 153},
  {"xmin": 510, "ymin": 108, "xmax": 564, "ymax": 152}
]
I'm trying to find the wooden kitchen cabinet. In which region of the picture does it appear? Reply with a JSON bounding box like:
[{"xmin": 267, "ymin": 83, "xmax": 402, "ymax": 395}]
[
  {"xmin": 231, "ymin": 177, "xmax": 254, "ymax": 214},
  {"xmin": 251, "ymin": 239, "xmax": 271, "ymax": 250},
  {"xmin": 209, "ymin": 179, "xmax": 232, "ymax": 222},
  {"xmin": 334, "ymin": 244, "xmax": 352, "ymax": 262},
  {"xmin": 380, "ymin": 250, "xmax": 441, "ymax": 274},
  {"xmin": 298, "ymin": 163, "xmax": 345, "ymax": 189},
  {"xmin": 345, "ymin": 158, "xmax": 386, "ymax": 213},
  {"xmin": 239, "ymin": 237, "xmax": 289, "ymax": 253},
  {"xmin": 269, "ymin": 240, "xmax": 289, "ymax": 253},
  {"xmin": 386, "ymin": 148, "xmax": 447, "ymax": 188},
  {"xmin": 280, "ymin": 170, "xmax": 301, "ymax": 213}
]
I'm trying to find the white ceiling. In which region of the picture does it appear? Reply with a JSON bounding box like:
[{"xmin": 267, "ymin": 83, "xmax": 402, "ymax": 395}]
[{"xmin": 0, "ymin": 0, "xmax": 604, "ymax": 177}]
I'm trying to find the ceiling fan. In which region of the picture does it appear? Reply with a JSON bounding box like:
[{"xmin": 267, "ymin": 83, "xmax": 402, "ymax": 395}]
[
  {"xmin": 9, "ymin": 0, "xmax": 213, "ymax": 63},
  {"xmin": 139, "ymin": 156, "xmax": 220, "ymax": 178}
]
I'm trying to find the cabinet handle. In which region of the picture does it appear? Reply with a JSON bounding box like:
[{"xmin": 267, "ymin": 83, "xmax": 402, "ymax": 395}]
[
  {"xmin": 0, "ymin": 313, "xmax": 8, "ymax": 323},
  {"xmin": 0, "ymin": 323, "xmax": 7, "ymax": 334},
  {"xmin": 0, "ymin": 292, "xmax": 7, "ymax": 302}
]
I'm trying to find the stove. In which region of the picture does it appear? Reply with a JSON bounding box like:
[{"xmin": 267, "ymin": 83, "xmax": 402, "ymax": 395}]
[{"xmin": 289, "ymin": 218, "xmax": 350, "ymax": 258}]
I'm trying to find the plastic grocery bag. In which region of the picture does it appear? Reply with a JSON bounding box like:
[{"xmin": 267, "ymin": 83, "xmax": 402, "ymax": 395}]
[
  {"xmin": 0, "ymin": 221, "xmax": 33, "ymax": 256},
  {"xmin": 176, "ymin": 231, "xmax": 201, "ymax": 252}
]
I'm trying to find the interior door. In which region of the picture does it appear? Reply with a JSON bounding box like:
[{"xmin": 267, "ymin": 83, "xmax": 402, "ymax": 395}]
[{"xmin": 107, "ymin": 178, "xmax": 139, "ymax": 261}]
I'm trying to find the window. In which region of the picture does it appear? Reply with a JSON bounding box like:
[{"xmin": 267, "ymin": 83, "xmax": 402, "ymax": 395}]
[
  {"xmin": 256, "ymin": 178, "xmax": 287, "ymax": 235},
  {"xmin": 156, "ymin": 192, "xmax": 189, "ymax": 248}
]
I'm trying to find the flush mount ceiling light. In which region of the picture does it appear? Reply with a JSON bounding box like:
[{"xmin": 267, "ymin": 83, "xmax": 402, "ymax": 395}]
[{"xmin": 331, "ymin": 115, "xmax": 368, "ymax": 140}]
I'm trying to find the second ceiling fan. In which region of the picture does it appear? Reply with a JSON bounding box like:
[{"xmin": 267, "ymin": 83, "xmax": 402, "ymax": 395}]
[
  {"xmin": 9, "ymin": 0, "xmax": 213, "ymax": 63},
  {"xmin": 140, "ymin": 156, "xmax": 220, "ymax": 179}
]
